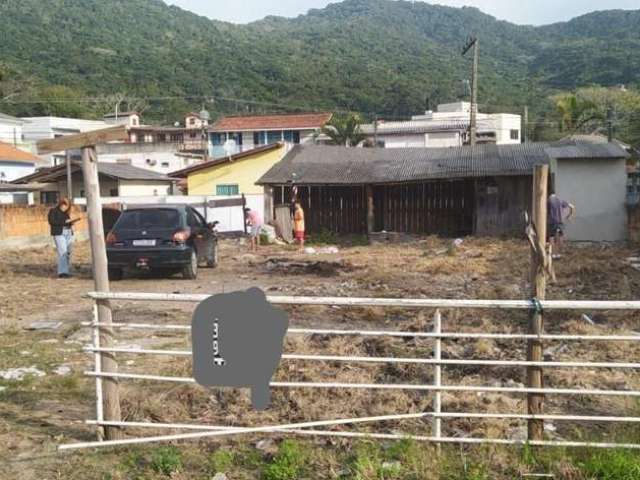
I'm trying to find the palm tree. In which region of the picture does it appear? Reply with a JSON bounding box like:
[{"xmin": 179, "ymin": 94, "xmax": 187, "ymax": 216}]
[
  {"xmin": 321, "ymin": 113, "xmax": 366, "ymax": 147},
  {"xmin": 554, "ymin": 94, "xmax": 604, "ymax": 134}
]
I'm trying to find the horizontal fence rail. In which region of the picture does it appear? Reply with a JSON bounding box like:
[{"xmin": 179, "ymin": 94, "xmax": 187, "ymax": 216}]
[{"xmin": 62, "ymin": 291, "xmax": 640, "ymax": 451}]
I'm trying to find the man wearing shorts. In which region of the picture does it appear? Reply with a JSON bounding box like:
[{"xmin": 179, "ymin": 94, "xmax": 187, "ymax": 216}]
[
  {"xmin": 548, "ymin": 192, "xmax": 576, "ymax": 258},
  {"xmin": 245, "ymin": 208, "xmax": 263, "ymax": 252},
  {"xmin": 293, "ymin": 202, "xmax": 306, "ymax": 252}
]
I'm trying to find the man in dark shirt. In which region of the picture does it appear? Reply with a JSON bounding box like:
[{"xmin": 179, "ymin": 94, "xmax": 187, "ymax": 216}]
[{"xmin": 548, "ymin": 192, "xmax": 576, "ymax": 258}]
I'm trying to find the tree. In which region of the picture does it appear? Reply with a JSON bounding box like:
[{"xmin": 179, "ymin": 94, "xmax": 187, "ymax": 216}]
[
  {"xmin": 321, "ymin": 113, "xmax": 366, "ymax": 147},
  {"xmin": 553, "ymin": 93, "xmax": 604, "ymax": 134},
  {"xmin": 34, "ymin": 85, "xmax": 89, "ymax": 118}
]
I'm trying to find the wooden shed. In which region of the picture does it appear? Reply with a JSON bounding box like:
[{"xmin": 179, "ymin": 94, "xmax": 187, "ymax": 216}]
[{"xmin": 257, "ymin": 144, "xmax": 551, "ymax": 237}]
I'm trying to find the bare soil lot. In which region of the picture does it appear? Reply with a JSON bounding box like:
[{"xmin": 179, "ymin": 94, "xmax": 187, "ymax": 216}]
[{"xmin": 1, "ymin": 237, "xmax": 640, "ymax": 479}]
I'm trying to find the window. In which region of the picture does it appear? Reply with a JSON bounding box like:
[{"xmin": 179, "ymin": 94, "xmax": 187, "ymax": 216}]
[
  {"xmin": 254, "ymin": 131, "xmax": 265, "ymax": 145},
  {"xmin": 41, "ymin": 191, "xmax": 59, "ymax": 205},
  {"xmin": 170, "ymin": 133, "xmax": 184, "ymax": 143},
  {"xmin": 510, "ymin": 129, "xmax": 520, "ymax": 141},
  {"xmin": 283, "ymin": 130, "xmax": 301, "ymax": 144},
  {"xmin": 109, "ymin": 188, "xmax": 119, "ymax": 197},
  {"xmin": 156, "ymin": 134, "xmax": 166, "ymax": 143},
  {"xmin": 212, "ymin": 133, "xmax": 224, "ymax": 145},
  {"xmin": 117, "ymin": 209, "xmax": 181, "ymax": 229},
  {"xmin": 216, "ymin": 184, "xmax": 239, "ymax": 196},
  {"xmin": 161, "ymin": 162, "xmax": 170, "ymax": 168},
  {"xmin": 187, "ymin": 208, "xmax": 206, "ymax": 228},
  {"xmin": 189, "ymin": 132, "xmax": 198, "ymax": 139},
  {"xmin": 189, "ymin": 118, "xmax": 196, "ymax": 126}
]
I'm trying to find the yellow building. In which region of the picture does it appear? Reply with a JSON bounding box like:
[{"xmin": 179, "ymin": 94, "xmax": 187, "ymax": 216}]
[{"xmin": 171, "ymin": 143, "xmax": 285, "ymax": 196}]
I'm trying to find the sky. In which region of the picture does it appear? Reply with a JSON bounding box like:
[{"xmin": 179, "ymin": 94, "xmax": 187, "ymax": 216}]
[{"xmin": 164, "ymin": 0, "xmax": 639, "ymax": 25}]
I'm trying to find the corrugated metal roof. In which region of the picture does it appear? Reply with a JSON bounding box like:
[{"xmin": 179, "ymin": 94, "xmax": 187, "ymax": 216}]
[
  {"xmin": 13, "ymin": 162, "xmax": 172, "ymax": 184},
  {"xmin": 360, "ymin": 120, "xmax": 469, "ymax": 135},
  {"xmin": 258, "ymin": 141, "xmax": 629, "ymax": 186}
]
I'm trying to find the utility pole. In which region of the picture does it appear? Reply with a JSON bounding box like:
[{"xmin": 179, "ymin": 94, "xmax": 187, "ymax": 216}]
[
  {"xmin": 523, "ymin": 106, "xmax": 529, "ymax": 144},
  {"xmin": 607, "ymin": 106, "xmax": 614, "ymax": 143},
  {"xmin": 528, "ymin": 164, "xmax": 548, "ymax": 442},
  {"xmin": 373, "ymin": 115, "xmax": 379, "ymax": 147},
  {"xmin": 65, "ymin": 150, "xmax": 73, "ymax": 202},
  {"xmin": 462, "ymin": 36, "xmax": 479, "ymax": 147}
]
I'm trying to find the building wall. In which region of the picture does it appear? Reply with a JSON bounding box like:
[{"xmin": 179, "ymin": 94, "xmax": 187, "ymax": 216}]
[
  {"xmin": 382, "ymin": 134, "xmax": 427, "ymax": 148},
  {"xmin": 22, "ymin": 116, "xmax": 109, "ymax": 166},
  {"xmin": 0, "ymin": 161, "xmax": 36, "ymax": 182},
  {"xmin": 555, "ymin": 158, "xmax": 627, "ymax": 241},
  {"xmin": 188, "ymin": 145, "xmax": 285, "ymax": 196},
  {"xmin": 97, "ymin": 143, "xmax": 195, "ymax": 174},
  {"xmin": 0, "ymin": 122, "xmax": 25, "ymax": 149},
  {"xmin": 118, "ymin": 180, "xmax": 172, "ymax": 197},
  {"xmin": 210, "ymin": 129, "xmax": 315, "ymax": 158},
  {"xmin": 0, "ymin": 204, "xmax": 88, "ymax": 249}
]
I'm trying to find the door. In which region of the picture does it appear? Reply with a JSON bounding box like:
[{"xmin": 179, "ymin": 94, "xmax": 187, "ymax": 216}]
[{"xmin": 187, "ymin": 207, "xmax": 213, "ymax": 263}]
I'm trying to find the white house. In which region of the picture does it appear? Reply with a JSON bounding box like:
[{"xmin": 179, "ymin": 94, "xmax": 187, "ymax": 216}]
[
  {"xmin": 96, "ymin": 142, "xmax": 201, "ymax": 174},
  {"xmin": 12, "ymin": 161, "xmax": 175, "ymax": 204},
  {"xmin": 209, "ymin": 112, "xmax": 333, "ymax": 158},
  {"xmin": 103, "ymin": 111, "xmax": 141, "ymax": 127},
  {"xmin": 0, "ymin": 141, "xmax": 42, "ymax": 204},
  {"xmin": 0, "ymin": 112, "xmax": 30, "ymax": 152},
  {"xmin": 361, "ymin": 102, "xmax": 522, "ymax": 148},
  {"xmin": 21, "ymin": 116, "xmax": 109, "ymax": 166}
]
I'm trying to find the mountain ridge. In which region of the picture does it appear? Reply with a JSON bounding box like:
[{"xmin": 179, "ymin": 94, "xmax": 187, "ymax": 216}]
[{"xmin": 0, "ymin": 0, "xmax": 638, "ymax": 121}]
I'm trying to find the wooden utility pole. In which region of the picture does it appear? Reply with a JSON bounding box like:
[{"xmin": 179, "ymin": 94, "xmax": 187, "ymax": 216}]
[
  {"xmin": 523, "ymin": 106, "xmax": 529, "ymax": 144},
  {"xmin": 462, "ymin": 37, "xmax": 479, "ymax": 147},
  {"xmin": 65, "ymin": 150, "xmax": 73, "ymax": 202},
  {"xmin": 528, "ymin": 164, "xmax": 548, "ymax": 442},
  {"xmin": 37, "ymin": 126, "xmax": 128, "ymax": 442}
]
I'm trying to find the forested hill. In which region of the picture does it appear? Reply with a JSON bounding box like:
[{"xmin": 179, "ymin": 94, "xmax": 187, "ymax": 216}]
[{"xmin": 0, "ymin": 0, "xmax": 638, "ymax": 121}]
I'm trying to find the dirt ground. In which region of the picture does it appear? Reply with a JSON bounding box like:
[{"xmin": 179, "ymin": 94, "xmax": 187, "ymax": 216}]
[{"xmin": 1, "ymin": 236, "xmax": 640, "ymax": 479}]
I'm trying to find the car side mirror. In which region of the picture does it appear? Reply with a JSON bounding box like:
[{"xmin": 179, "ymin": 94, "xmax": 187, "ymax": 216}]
[{"xmin": 208, "ymin": 221, "xmax": 220, "ymax": 229}]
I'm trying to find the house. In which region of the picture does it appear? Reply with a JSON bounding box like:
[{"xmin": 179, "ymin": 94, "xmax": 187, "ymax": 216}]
[
  {"xmin": 257, "ymin": 141, "xmax": 629, "ymax": 241},
  {"xmin": 21, "ymin": 116, "xmax": 109, "ymax": 166},
  {"xmin": 209, "ymin": 112, "xmax": 333, "ymax": 158},
  {"xmin": 360, "ymin": 102, "xmax": 522, "ymax": 148},
  {"xmin": 185, "ymin": 111, "xmax": 210, "ymax": 130},
  {"xmin": 12, "ymin": 162, "xmax": 175, "ymax": 204},
  {"xmin": 547, "ymin": 138, "xmax": 630, "ymax": 242},
  {"xmin": 171, "ymin": 143, "xmax": 285, "ymax": 196},
  {"xmin": 103, "ymin": 111, "xmax": 141, "ymax": 127},
  {"xmin": 0, "ymin": 141, "xmax": 42, "ymax": 204},
  {"xmin": 0, "ymin": 112, "xmax": 30, "ymax": 151},
  {"xmin": 96, "ymin": 141, "xmax": 201, "ymax": 174}
]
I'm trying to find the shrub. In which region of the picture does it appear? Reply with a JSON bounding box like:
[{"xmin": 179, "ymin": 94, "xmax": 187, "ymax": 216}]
[
  {"xmin": 150, "ymin": 446, "xmax": 183, "ymax": 476},
  {"xmin": 579, "ymin": 449, "xmax": 640, "ymax": 480},
  {"xmin": 262, "ymin": 440, "xmax": 308, "ymax": 480}
]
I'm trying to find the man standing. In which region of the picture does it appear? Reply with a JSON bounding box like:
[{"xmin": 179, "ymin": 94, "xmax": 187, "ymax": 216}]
[
  {"xmin": 293, "ymin": 201, "xmax": 306, "ymax": 252},
  {"xmin": 245, "ymin": 208, "xmax": 263, "ymax": 252},
  {"xmin": 548, "ymin": 192, "xmax": 576, "ymax": 258},
  {"xmin": 47, "ymin": 198, "xmax": 79, "ymax": 278}
]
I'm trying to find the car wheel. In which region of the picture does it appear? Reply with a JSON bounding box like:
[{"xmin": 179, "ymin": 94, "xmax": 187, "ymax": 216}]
[
  {"xmin": 207, "ymin": 244, "xmax": 219, "ymax": 268},
  {"xmin": 183, "ymin": 250, "xmax": 198, "ymax": 280},
  {"xmin": 108, "ymin": 268, "xmax": 123, "ymax": 281}
]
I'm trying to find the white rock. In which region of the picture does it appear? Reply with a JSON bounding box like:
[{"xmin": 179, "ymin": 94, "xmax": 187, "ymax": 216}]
[
  {"xmin": 544, "ymin": 422, "xmax": 557, "ymax": 432},
  {"xmin": 303, "ymin": 247, "xmax": 317, "ymax": 255},
  {"xmin": 53, "ymin": 365, "xmax": 72, "ymax": 376},
  {"xmin": 25, "ymin": 321, "xmax": 62, "ymax": 331},
  {"xmin": 0, "ymin": 367, "xmax": 46, "ymax": 381},
  {"xmin": 212, "ymin": 474, "xmax": 228, "ymax": 480}
]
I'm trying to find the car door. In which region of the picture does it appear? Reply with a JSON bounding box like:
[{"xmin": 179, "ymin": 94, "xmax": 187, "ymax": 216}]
[{"xmin": 187, "ymin": 207, "xmax": 210, "ymax": 263}]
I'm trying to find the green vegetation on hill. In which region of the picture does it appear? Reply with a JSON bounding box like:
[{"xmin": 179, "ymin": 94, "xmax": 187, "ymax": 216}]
[{"xmin": 0, "ymin": 0, "xmax": 638, "ymax": 128}]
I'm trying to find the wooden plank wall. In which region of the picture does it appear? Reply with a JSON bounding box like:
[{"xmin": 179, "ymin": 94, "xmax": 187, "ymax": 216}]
[
  {"xmin": 274, "ymin": 186, "xmax": 367, "ymax": 234},
  {"xmin": 475, "ymin": 176, "xmax": 532, "ymax": 236},
  {"xmin": 372, "ymin": 180, "xmax": 474, "ymax": 236}
]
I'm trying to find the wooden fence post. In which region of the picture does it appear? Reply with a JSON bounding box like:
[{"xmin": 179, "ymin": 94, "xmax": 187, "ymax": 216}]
[
  {"xmin": 527, "ymin": 164, "xmax": 548, "ymax": 442},
  {"xmin": 81, "ymin": 146, "xmax": 122, "ymax": 441}
]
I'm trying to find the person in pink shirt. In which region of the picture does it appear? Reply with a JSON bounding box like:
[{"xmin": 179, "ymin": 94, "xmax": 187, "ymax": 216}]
[{"xmin": 245, "ymin": 208, "xmax": 263, "ymax": 252}]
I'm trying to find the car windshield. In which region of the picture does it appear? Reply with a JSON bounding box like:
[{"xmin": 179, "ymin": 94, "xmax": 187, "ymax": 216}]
[{"xmin": 116, "ymin": 209, "xmax": 181, "ymax": 229}]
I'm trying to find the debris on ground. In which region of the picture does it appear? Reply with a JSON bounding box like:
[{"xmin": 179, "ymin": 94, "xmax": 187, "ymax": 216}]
[
  {"xmin": 53, "ymin": 365, "xmax": 72, "ymax": 376},
  {"xmin": 24, "ymin": 321, "xmax": 62, "ymax": 331},
  {"xmin": 265, "ymin": 258, "xmax": 355, "ymax": 276},
  {"xmin": 0, "ymin": 367, "xmax": 46, "ymax": 381}
]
